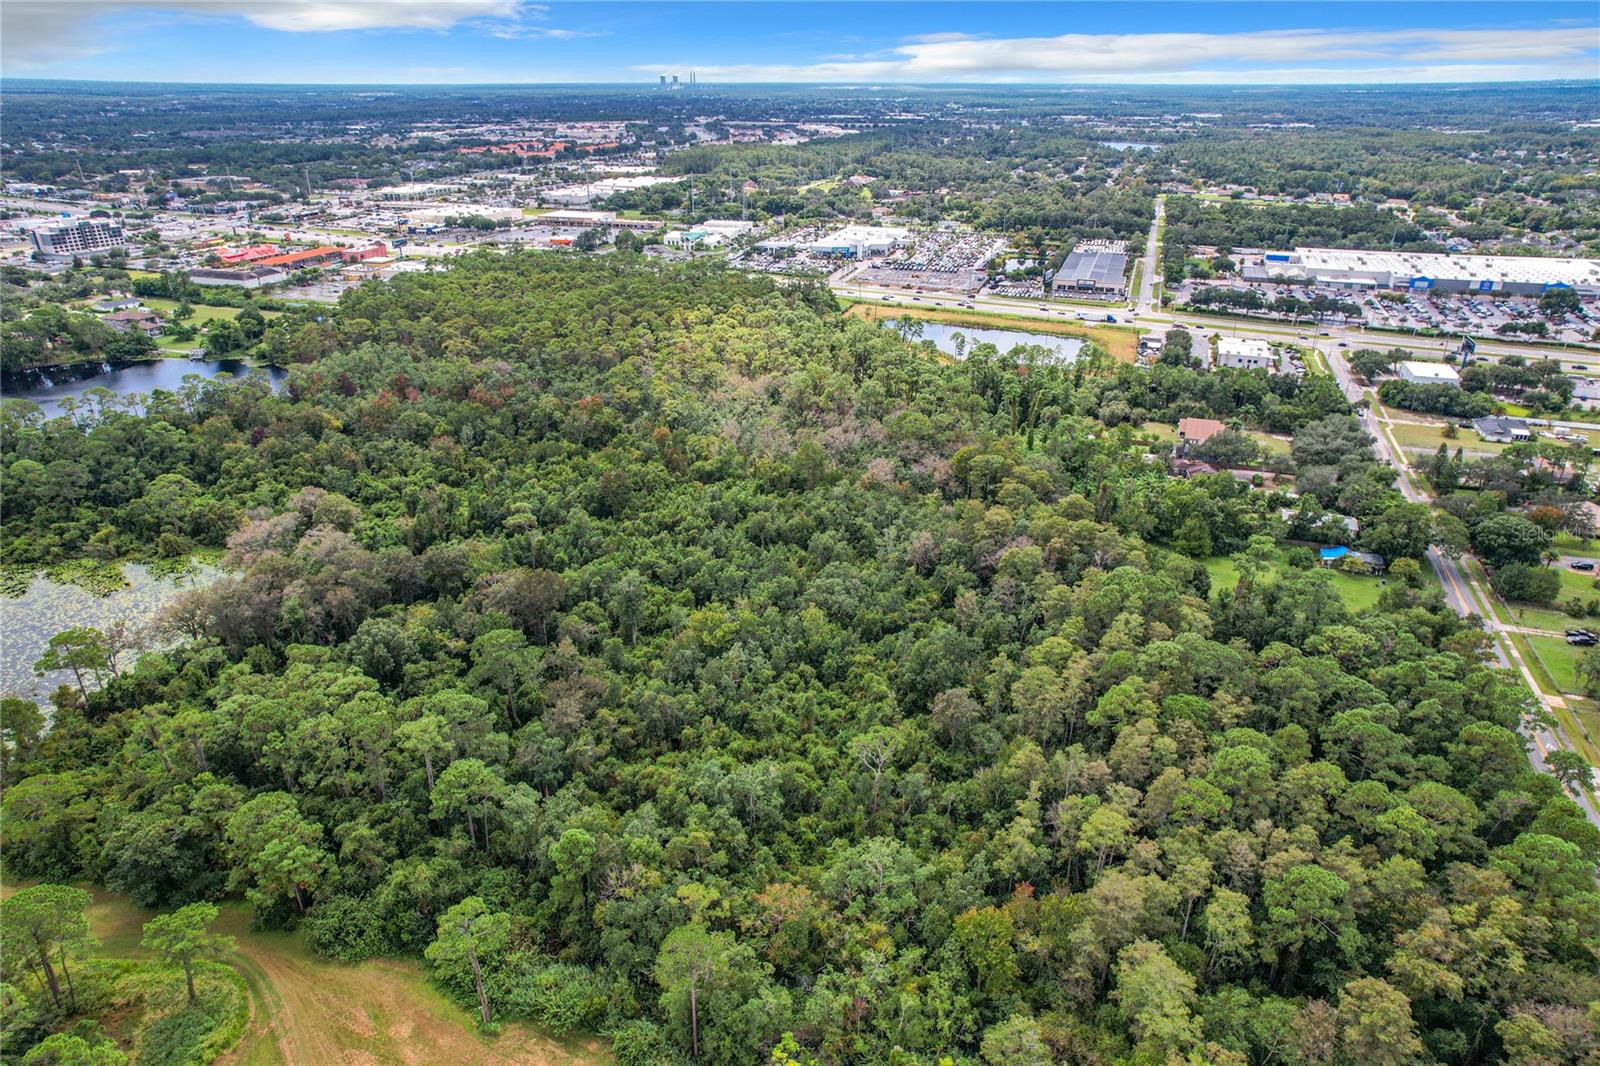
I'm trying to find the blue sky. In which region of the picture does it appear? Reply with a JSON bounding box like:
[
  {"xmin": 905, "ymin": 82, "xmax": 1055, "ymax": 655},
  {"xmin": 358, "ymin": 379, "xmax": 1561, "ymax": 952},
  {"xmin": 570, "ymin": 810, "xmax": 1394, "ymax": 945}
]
[{"xmin": 4, "ymin": 2, "xmax": 1597, "ymax": 85}]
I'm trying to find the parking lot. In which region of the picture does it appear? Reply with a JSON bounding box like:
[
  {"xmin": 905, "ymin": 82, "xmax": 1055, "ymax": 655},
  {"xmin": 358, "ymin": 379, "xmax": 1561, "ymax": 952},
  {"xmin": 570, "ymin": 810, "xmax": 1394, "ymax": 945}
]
[
  {"xmin": 853, "ymin": 230, "xmax": 1007, "ymax": 293},
  {"xmin": 1177, "ymin": 277, "xmax": 1597, "ymax": 343}
]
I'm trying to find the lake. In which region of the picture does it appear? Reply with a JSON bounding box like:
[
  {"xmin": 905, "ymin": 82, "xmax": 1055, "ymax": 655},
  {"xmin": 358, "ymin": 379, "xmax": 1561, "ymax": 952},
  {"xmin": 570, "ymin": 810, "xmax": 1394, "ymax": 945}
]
[
  {"xmin": 3, "ymin": 358, "xmax": 286, "ymax": 417},
  {"xmin": 898, "ymin": 321, "xmax": 1086, "ymax": 364},
  {"xmin": 1100, "ymin": 141, "xmax": 1160, "ymax": 151},
  {"xmin": 1, "ymin": 563, "xmax": 219, "ymax": 705}
]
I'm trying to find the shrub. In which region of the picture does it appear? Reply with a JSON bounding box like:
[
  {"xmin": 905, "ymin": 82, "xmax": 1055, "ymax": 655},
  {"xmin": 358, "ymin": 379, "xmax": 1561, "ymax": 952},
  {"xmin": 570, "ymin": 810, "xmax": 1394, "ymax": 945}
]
[
  {"xmin": 1490, "ymin": 563, "xmax": 1561, "ymax": 604},
  {"xmin": 303, "ymin": 895, "xmax": 394, "ymax": 962},
  {"xmin": 495, "ymin": 958, "xmax": 608, "ymax": 1033}
]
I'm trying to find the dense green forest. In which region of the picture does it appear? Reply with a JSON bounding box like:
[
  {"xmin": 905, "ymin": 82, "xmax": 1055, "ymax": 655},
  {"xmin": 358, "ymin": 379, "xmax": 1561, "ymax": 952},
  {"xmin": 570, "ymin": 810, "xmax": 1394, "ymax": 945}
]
[{"xmin": 3, "ymin": 253, "xmax": 1598, "ymax": 1065}]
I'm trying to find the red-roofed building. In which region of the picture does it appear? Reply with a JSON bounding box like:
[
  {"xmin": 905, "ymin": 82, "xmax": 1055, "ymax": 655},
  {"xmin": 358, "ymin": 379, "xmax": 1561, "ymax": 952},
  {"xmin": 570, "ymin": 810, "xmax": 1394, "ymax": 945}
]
[
  {"xmin": 219, "ymin": 244, "xmax": 278, "ymax": 264},
  {"xmin": 341, "ymin": 243, "xmax": 388, "ymax": 263}
]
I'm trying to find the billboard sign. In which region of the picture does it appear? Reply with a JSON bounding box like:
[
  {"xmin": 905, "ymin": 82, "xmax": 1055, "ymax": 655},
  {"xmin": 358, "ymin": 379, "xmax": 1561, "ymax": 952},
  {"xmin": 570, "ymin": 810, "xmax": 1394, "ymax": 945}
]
[{"xmin": 1410, "ymin": 277, "xmax": 1432, "ymax": 290}]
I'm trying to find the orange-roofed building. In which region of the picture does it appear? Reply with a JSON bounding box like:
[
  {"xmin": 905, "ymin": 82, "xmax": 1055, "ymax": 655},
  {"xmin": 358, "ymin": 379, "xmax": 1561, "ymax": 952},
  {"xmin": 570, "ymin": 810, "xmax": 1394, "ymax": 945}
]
[
  {"xmin": 1177, "ymin": 418, "xmax": 1227, "ymax": 446},
  {"xmin": 252, "ymin": 246, "xmax": 344, "ymax": 268}
]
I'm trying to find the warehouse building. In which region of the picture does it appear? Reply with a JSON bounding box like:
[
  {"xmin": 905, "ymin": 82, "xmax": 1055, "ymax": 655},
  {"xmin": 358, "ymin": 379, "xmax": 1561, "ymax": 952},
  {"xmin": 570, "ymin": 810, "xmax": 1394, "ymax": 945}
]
[
  {"xmin": 1396, "ymin": 360, "xmax": 1461, "ymax": 387},
  {"xmin": 28, "ymin": 219, "xmax": 125, "ymax": 257},
  {"xmin": 1051, "ymin": 242, "xmax": 1129, "ymax": 298},
  {"xmin": 1246, "ymin": 247, "xmax": 1600, "ymax": 298}
]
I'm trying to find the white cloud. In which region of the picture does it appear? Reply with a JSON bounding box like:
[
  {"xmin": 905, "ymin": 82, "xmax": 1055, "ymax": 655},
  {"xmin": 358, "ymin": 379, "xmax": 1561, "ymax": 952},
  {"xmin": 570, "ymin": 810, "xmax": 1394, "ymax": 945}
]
[
  {"xmin": 1, "ymin": 0, "xmax": 555, "ymax": 70},
  {"xmin": 637, "ymin": 26, "xmax": 1599, "ymax": 84}
]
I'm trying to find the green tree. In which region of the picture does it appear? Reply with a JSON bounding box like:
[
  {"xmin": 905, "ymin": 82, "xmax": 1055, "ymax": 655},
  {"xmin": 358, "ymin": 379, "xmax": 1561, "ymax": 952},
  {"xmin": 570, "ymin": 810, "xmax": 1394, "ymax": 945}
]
[
  {"xmin": 1113, "ymin": 938, "xmax": 1200, "ymax": 1058},
  {"xmin": 430, "ymin": 758, "xmax": 507, "ymax": 850},
  {"xmin": 954, "ymin": 906, "xmax": 1019, "ymax": 998},
  {"xmin": 20, "ymin": 1032, "xmax": 126, "ymax": 1066},
  {"xmin": 1471, "ymin": 513, "xmax": 1549, "ymax": 568},
  {"xmin": 1, "ymin": 696, "xmax": 45, "ymax": 783},
  {"xmin": 1, "ymin": 884, "xmax": 96, "ymax": 1012},
  {"xmin": 425, "ymin": 896, "xmax": 510, "ymax": 1027},
  {"xmin": 979, "ymin": 1014, "xmax": 1051, "ymax": 1066},
  {"xmin": 1335, "ymin": 977, "xmax": 1424, "ymax": 1066},
  {"xmin": 654, "ymin": 923, "xmax": 753, "ymax": 1059},
  {"xmin": 33, "ymin": 628, "xmax": 114, "ymax": 704},
  {"xmin": 225, "ymin": 792, "xmax": 332, "ymax": 915},
  {"xmin": 141, "ymin": 901, "xmax": 235, "ymax": 1004}
]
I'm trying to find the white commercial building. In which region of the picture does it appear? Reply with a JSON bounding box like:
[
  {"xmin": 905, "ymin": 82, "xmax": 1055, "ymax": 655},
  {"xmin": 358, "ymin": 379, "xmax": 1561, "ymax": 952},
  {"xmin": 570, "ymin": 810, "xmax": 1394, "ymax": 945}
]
[
  {"xmin": 1396, "ymin": 360, "xmax": 1461, "ymax": 387},
  {"xmin": 804, "ymin": 224, "xmax": 912, "ymax": 258},
  {"xmin": 1214, "ymin": 337, "xmax": 1279, "ymax": 372},
  {"xmin": 1248, "ymin": 247, "xmax": 1600, "ymax": 298},
  {"xmin": 538, "ymin": 175, "xmax": 676, "ymax": 206},
  {"xmin": 663, "ymin": 219, "xmax": 756, "ymax": 249},
  {"xmin": 537, "ymin": 209, "xmax": 661, "ymax": 231}
]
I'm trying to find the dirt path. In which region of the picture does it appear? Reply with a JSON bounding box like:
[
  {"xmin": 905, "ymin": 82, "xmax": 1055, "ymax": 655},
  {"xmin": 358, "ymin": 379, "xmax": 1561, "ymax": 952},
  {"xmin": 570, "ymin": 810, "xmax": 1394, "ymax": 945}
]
[
  {"xmin": 208, "ymin": 906, "xmax": 610, "ymax": 1066},
  {"xmin": 2, "ymin": 885, "xmax": 610, "ymax": 1066}
]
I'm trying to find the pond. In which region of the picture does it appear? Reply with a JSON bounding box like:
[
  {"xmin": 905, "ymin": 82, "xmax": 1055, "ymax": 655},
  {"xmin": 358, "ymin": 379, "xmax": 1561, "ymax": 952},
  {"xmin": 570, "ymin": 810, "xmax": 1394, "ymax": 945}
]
[
  {"xmin": 3, "ymin": 358, "xmax": 286, "ymax": 417},
  {"xmin": 1100, "ymin": 141, "xmax": 1159, "ymax": 151},
  {"xmin": 1, "ymin": 563, "xmax": 220, "ymax": 705},
  {"xmin": 895, "ymin": 320, "xmax": 1086, "ymax": 365}
]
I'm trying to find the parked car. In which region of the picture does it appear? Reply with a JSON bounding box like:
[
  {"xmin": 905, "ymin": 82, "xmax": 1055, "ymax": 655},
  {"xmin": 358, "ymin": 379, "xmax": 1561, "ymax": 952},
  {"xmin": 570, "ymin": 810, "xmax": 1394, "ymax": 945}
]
[
  {"xmin": 1566, "ymin": 630, "xmax": 1598, "ymax": 646},
  {"xmin": 1572, "ymin": 561, "xmax": 1596, "ymax": 571}
]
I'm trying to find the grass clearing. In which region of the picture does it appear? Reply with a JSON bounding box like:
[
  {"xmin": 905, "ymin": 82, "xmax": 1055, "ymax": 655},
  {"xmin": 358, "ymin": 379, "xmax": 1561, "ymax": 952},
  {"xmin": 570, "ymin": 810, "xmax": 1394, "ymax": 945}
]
[
  {"xmin": 1552, "ymin": 532, "xmax": 1600, "ymax": 554},
  {"xmin": 1524, "ymin": 632, "xmax": 1583, "ymax": 693},
  {"xmin": 843, "ymin": 302, "xmax": 1139, "ymax": 362},
  {"xmin": 3, "ymin": 885, "xmax": 610, "ymax": 1066},
  {"xmin": 1201, "ymin": 549, "xmax": 1402, "ymax": 612},
  {"xmin": 1558, "ymin": 696, "xmax": 1600, "ymax": 767},
  {"xmin": 1462, "ymin": 557, "xmax": 1598, "ymax": 634},
  {"xmin": 141, "ymin": 297, "xmax": 241, "ymax": 324},
  {"xmin": 1245, "ymin": 431, "xmax": 1292, "ymax": 457},
  {"xmin": 1383, "ymin": 417, "xmax": 1502, "ymax": 457}
]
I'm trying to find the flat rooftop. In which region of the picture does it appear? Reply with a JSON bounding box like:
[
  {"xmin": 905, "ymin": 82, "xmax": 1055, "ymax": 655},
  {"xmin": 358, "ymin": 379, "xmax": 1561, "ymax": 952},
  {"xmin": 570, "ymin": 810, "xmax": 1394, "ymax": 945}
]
[
  {"xmin": 1289, "ymin": 247, "xmax": 1600, "ymax": 287},
  {"xmin": 1057, "ymin": 248, "xmax": 1128, "ymax": 285}
]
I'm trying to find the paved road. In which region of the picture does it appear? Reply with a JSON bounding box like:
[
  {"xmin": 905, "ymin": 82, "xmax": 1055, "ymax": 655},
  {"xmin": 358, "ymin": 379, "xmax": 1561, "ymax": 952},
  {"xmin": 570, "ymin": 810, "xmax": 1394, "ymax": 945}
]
[
  {"xmin": 843, "ymin": 267, "xmax": 1600, "ymax": 820},
  {"xmin": 1135, "ymin": 196, "xmax": 1163, "ymax": 316},
  {"xmin": 1325, "ymin": 345, "xmax": 1600, "ymax": 825}
]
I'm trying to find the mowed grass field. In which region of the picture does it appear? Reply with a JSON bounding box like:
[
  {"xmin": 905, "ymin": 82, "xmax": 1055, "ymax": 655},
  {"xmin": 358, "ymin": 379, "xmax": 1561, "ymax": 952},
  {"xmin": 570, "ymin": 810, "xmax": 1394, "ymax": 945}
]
[
  {"xmin": 1202, "ymin": 550, "xmax": 1401, "ymax": 612},
  {"xmin": 843, "ymin": 302, "xmax": 1140, "ymax": 362},
  {"xmin": 1381, "ymin": 408, "xmax": 1600, "ymax": 456},
  {"xmin": 3, "ymin": 884, "xmax": 611, "ymax": 1066}
]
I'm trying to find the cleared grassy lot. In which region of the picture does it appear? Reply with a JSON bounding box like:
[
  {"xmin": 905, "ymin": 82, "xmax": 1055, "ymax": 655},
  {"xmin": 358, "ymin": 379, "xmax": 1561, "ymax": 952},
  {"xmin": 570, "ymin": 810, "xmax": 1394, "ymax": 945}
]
[
  {"xmin": 1202, "ymin": 550, "xmax": 1403, "ymax": 612},
  {"xmin": 3, "ymin": 884, "xmax": 612, "ymax": 1066}
]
